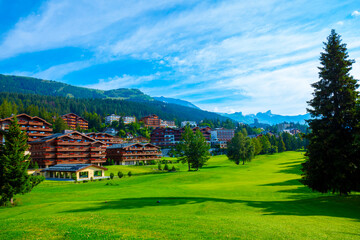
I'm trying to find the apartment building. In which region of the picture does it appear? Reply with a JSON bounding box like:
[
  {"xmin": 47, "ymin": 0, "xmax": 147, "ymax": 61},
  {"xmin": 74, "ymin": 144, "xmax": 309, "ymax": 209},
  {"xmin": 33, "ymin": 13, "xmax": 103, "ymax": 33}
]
[
  {"xmin": 0, "ymin": 113, "xmax": 53, "ymax": 144},
  {"xmin": 106, "ymin": 143, "xmax": 161, "ymax": 165},
  {"xmin": 29, "ymin": 131, "xmax": 106, "ymax": 168},
  {"xmin": 61, "ymin": 113, "xmax": 88, "ymax": 130}
]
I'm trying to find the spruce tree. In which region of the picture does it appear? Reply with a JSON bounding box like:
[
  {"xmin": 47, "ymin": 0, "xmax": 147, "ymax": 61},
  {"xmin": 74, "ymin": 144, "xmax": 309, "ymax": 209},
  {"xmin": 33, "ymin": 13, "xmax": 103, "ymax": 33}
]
[
  {"xmin": 302, "ymin": 30, "xmax": 359, "ymax": 195},
  {"xmin": 0, "ymin": 118, "xmax": 31, "ymax": 205}
]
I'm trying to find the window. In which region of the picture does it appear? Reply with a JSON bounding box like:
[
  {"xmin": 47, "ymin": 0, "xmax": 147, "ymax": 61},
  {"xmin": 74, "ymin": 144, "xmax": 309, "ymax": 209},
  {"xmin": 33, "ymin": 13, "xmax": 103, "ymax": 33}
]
[
  {"xmin": 79, "ymin": 171, "xmax": 88, "ymax": 178},
  {"xmin": 94, "ymin": 171, "xmax": 102, "ymax": 177}
]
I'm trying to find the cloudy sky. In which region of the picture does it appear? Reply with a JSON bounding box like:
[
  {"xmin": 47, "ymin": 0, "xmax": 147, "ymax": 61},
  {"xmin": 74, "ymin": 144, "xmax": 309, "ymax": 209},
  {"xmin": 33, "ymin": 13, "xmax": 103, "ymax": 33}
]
[{"xmin": 0, "ymin": 0, "xmax": 359, "ymax": 115}]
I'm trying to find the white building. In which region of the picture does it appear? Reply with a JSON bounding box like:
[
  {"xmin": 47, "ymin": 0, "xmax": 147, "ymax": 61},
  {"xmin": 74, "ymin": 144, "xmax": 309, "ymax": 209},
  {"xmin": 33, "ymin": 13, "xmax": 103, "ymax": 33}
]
[
  {"xmin": 181, "ymin": 121, "xmax": 197, "ymax": 128},
  {"xmin": 105, "ymin": 114, "xmax": 136, "ymax": 125}
]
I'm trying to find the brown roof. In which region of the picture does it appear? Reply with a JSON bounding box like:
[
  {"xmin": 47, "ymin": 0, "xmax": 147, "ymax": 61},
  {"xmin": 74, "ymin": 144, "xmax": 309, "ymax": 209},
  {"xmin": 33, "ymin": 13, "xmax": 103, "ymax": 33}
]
[{"xmin": 0, "ymin": 113, "xmax": 52, "ymax": 126}]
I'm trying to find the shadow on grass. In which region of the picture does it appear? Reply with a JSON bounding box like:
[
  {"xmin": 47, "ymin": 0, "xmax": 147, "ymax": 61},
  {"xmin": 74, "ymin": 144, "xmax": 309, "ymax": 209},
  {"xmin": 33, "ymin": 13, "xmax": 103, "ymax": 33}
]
[
  {"xmin": 261, "ymin": 178, "xmax": 301, "ymax": 186},
  {"xmin": 62, "ymin": 195, "xmax": 360, "ymax": 221}
]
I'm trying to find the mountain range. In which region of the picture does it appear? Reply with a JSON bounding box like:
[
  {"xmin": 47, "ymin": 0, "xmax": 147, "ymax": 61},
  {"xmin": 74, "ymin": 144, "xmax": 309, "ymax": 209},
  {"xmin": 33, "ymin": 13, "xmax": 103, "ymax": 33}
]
[{"xmin": 220, "ymin": 110, "xmax": 310, "ymax": 125}]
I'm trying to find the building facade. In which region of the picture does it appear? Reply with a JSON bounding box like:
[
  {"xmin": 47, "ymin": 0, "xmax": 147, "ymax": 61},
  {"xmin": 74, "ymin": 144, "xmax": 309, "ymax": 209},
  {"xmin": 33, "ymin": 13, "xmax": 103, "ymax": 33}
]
[
  {"xmin": 160, "ymin": 120, "xmax": 176, "ymax": 128},
  {"xmin": 41, "ymin": 164, "xmax": 108, "ymax": 181},
  {"xmin": 86, "ymin": 132, "xmax": 124, "ymax": 146},
  {"xmin": 140, "ymin": 114, "xmax": 161, "ymax": 128},
  {"xmin": 61, "ymin": 113, "xmax": 88, "ymax": 130},
  {"xmin": 29, "ymin": 131, "xmax": 106, "ymax": 168},
  {"xmin": 106, "ymin": 143, "xmax": 161, "ymax": 165},
  {"xmin": 210, "ymin": 128, "xmax": 235, "ymax": 148},
  {"xmin": 105, "ymin": 115, "xmax": 136, "ymax": 125},
  {"xmin": 0, "ymin": 113, "xmax": 53, "ymax": 144},
  {"xmin": 151, "ymin": 128, "xmax": 182, "ymax": 147},
  {"xmin": 181, "ymin": 121, "xmax": 197, "ymax": 128},
  {"xmin": 150, "ymin": 127, "xmax": 212, "ymax": 148}
]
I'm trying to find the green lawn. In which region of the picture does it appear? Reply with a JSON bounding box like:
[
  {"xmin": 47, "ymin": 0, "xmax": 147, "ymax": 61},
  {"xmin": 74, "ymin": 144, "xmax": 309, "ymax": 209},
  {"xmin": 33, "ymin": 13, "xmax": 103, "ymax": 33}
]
[{"xmin": 1, "ymin": 152, "xmax": 359, "ymax": 239}]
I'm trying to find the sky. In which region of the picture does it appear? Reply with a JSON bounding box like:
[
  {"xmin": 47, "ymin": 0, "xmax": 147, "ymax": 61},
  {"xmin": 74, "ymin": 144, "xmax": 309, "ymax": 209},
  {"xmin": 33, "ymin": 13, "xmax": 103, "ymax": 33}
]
[{"xmin": 0, "ymin": 0, "xmax": 359, "ymax": 115}]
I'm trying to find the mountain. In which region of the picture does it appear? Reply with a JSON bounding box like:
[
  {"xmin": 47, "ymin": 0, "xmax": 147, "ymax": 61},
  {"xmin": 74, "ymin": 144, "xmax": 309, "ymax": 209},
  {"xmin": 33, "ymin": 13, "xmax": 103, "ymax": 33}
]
[
  {"xmin": 220, "ymin": 110, "xmax": 310, "ymax": 125},
  {"xmin": 0, "ymin": 74, "xmax": 229, "ymax": 122},
  {"xmin": 153, "ymin": 96, "xmax": 200, "ymax": 109},
  {"xmin": 0, "ymin": 74, "xmax": 153, "ymax": 102}
]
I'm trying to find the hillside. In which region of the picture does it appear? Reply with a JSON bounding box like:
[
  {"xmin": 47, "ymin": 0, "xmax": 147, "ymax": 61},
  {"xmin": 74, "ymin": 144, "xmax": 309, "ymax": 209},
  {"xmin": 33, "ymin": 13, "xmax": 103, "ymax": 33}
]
[
  {"xmin": 221, "ymin": 110, "xmax": 310, "ymax": 125},
  {"xmin": 0, "ymin": 92, "xmax": 229, "ymax": 123},
  {"xmin": 0, "ymin": 74, "xmax": 153, "ymax": 102}
]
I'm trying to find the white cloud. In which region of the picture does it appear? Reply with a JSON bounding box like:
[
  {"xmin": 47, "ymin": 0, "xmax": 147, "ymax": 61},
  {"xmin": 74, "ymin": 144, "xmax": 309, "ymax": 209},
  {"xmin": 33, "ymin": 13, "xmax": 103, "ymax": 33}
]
[
  {"xmin": 351, "ymin": 10, "xmax": 360, "ymax": 17},
  {"xmin": 85, "ymin": 74, "xmax": 157, "ymax": 90}
]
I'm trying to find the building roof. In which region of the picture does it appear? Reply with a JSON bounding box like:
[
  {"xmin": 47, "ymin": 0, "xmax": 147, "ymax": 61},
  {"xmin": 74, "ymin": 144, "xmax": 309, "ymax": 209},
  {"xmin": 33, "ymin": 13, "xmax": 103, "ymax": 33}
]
[
  {"xmin": 42, "ymin": 164, "xmax": 107, "ymax": 172},
  {"xmin": 107, "ymin": 142, "xmax": 158, "ymax": 149},
  {"xmin": 0, "ymin": 113, "xmax": 52, "ymax": 126},
  {"xmin": 29, "ymin": 130, "xmax": 104, "ymax": 144},
  {"xmin": 61, "ymin": 113, "xmax": 88, "ymax": 123}
]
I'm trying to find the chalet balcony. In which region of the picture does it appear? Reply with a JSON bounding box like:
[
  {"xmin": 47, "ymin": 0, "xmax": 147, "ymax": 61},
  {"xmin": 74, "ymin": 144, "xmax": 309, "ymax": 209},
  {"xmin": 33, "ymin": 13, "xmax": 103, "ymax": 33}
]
[
  {"xmin": 55, "ymin": 146, "xmax": 89, "ymax": 152},
  {"xmin": 28, "ymin": 121, "xmax": 44, "ymax": 126},
  {"xmin": 28, "ymin": 132, "xmax": 52, "ymax": 137},
  {"xmin": 28, "ymin": 127, "xmax": 53, "ymax": 132},
  {"xmin": 42, "ymin": 147, "xmax": 55, "ymax": 152},
  {"xmin": 55, "ymin": 140, "xmax": 89, "ymax": 146},
  {"xmin": 89, "ymin": 147, "xmax": 102, "ymax": 151},
  {"xmin": 120, "ymin": 151, "xmax": 161, "ymax": 156}
]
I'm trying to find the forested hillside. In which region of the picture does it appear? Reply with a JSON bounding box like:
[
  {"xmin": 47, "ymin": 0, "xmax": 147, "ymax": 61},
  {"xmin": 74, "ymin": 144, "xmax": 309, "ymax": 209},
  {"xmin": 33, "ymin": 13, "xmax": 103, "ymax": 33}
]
[
  {"xmin": 0, "ymin": 74, "xmax": 153, "ymax": 101},
  {"xmin": 0, "ymin": 92, "xmax": 229, "ymax": 127}
]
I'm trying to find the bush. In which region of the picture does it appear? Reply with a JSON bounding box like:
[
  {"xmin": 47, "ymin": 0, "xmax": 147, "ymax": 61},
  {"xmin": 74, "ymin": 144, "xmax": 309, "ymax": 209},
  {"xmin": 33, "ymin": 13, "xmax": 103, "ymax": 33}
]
[
  {"xmin": 117, "ymin": 171, "xmax": 124, "ymax": 178},
  {"xmin": 139, "ymin": 161, "xmax": 144, "ymax": 166},
  {"xmin": 83, "ymin": 180, "xmax": 88, "ymax": 183},
  {"xmin": 110, "ymin": 173, "xmax": 114, "ymax": 180},
  {"xmin": 158, "ymin": 163, "xmax": 162, "ymax": 171},
  {"xmin": 149, "ymin": 160, "xmax": 156, "ymax": 165},
  {"xmin": 90, "ymin": 177, "xmax": 94, "ymax": 182},
  {"xmin": 171, "ymin": 166, "xmax": 176, "ymax": 172},
  {"xmin": 164, "ymin": 164, "xmax": 169, "ymax": 171},
  {"xmin": 128, "ymin": 171, "xmax": 132, "ymax": 177}
]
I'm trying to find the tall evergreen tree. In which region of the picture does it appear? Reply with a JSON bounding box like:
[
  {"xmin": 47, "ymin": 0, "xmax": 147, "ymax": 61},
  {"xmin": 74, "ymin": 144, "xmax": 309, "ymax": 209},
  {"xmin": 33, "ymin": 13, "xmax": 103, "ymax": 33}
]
[
  {"xmin": 0, "ymin": 118, "xmax": 31, "ymax": 205},
  {"xmin": 302, "ymin": 30, "xmax": 360, "ymax": 195}
]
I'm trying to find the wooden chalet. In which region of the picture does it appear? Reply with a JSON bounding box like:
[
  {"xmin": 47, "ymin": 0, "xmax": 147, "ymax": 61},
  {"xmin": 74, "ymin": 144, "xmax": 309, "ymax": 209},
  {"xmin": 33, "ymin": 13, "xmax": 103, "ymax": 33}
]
[
  {"xmin": 0, "ymin": 113, "xmax": 53, "ymax": 144},
  {"xmin": 86, "ymin": 132, "xmax": 124, "ymax": 146},
  {"xmin": 61, "ymin": 113, "xmax": 88, "ymax": 130},
  {"xmin": 29, "ymin": 131, "xmax": 106, "ymax": 168},
  {"xmin": 106, "ymin": 143, "xmax": 161, "ymax": 165}
]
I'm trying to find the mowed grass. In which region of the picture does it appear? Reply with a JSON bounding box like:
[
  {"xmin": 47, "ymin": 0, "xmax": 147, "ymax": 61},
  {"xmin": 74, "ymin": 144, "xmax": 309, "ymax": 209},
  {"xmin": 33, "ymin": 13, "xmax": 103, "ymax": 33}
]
[{"xmin": 1, "ymin": 151, "xmax": 359, "ymax": 239}]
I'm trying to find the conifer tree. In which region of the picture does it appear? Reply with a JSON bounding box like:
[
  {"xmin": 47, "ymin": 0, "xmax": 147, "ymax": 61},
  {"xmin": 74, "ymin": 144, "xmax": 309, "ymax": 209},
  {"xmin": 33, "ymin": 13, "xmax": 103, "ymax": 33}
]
[
  {"xmin": 302, "ymin": 30, "xmax": 360, "ymax": 195},
  {"xmin": 0, "ymin": 118, "xmax": 31, "ymax": 205}
]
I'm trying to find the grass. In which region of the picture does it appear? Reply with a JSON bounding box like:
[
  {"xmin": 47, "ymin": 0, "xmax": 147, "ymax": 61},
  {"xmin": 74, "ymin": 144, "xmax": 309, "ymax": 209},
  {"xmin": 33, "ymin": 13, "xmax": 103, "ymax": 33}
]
[{"xmin": 0, "ymin": 151, "xmax": 359, "ymax": 239}]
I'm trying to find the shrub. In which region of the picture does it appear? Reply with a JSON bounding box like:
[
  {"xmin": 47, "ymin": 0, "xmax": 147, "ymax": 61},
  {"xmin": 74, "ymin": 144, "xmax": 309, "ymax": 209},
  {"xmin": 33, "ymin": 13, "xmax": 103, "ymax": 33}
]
[
  {"xmin": 110, "ymin": 173, "xmax": 114, "ymax": 180},
  {"xmin": 128, "ymin": 171, "xmax": 132, "ymax": 177},
  {"xmin": 139, "ymin": 161, "xmax": 144, "ymax": 166},
  {"xmin": 164, "ymin": 164, "xmax": 169, "ymax": 171},
  {"xmin": 83, "ymin": 180, "xmax": 88, "ymax": 183},
  {"xmin": 90, "ymin": 177, "xmax": 94, "ymax": 182},
  {"xmin": 117, "ymin": 171, "xmax": 124, "ymax": 178},
  {"xmin": 171, "ymin": 166, "xmax": 176, "ymax": 172},
  {"xmin": 149, "ymin": 160, "xmax": 156, "ymax": 165},
  {"xmin": 158, "ymin": 163, "xmax": 162, "ymax": 171}
]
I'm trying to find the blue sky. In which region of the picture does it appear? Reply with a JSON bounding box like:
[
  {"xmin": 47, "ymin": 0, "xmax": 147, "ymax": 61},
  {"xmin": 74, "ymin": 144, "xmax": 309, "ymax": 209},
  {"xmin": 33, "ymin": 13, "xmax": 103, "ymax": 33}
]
[{"xmin": 0, "ymin": 0, "xmax": 359, "ymax": 115}]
